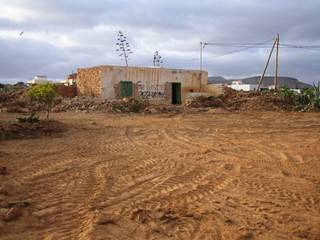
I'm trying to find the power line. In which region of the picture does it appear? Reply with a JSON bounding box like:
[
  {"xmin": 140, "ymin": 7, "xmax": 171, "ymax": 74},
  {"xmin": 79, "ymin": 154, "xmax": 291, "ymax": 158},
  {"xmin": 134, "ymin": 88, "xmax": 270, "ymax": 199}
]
[
  {"xmin": 204, "ymin": 38, "xmax": 275, "ymax": 59},
  {"xmin": 204, "ymin": 42, "xmax": 320, "ymax": 49},
  {"xmin": 165, "ymin": 39, "xmax": 320, "ymax": 64},
  {"xmin": 202, "ymin": 42, "xmax": 320, "ymax": 59}
]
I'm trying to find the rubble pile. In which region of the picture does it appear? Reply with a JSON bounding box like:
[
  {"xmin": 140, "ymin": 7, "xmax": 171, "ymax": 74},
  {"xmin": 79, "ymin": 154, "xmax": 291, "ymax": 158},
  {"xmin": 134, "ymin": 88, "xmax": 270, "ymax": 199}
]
[
  {"xmin": 221, "ymin": 87, "xmax": 295, "ymax": 111},
  {"xmin": 186, "ymin": 87, "xmax": 295, "ymax": 112},
  {"xmin": 185, "ymin": 95, "xmax": 223, "ymax": 108},
  {"xmin": 144, "ymin": 105, "xmax": 183, "ymax": 114},
  {"xmin": 0, "ymin": 88, "xmax": 30, "ymax": 113},
  {"xmin": 54, "ymin": 97, "xmax": 184, "ymax": 114},
  {"xmin": 225, "ymin": 94, "xmax": 294, "ymax": 111},
  {"xmin": 0, "ymin": 85, "xmax": 298, "ymax": 114},
  {"xmin": 54, "ymin": 96, "xmax": 151, "ymax": 113}
]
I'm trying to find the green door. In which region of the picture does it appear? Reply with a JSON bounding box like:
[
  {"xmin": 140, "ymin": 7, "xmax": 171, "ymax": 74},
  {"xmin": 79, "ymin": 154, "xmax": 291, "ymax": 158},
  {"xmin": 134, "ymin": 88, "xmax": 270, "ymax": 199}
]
[
  {"xmin": 120, "ymin": 81, "xmax": 133, "ymax": 98},
  {"xmin": 172, "ymin": 83, "xmax": 181, "ymax": 104}
]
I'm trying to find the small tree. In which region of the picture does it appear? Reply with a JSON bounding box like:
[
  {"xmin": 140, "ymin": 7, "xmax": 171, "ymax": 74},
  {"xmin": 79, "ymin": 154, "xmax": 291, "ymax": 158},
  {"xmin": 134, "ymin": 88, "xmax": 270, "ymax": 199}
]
[
  {"xmin": 116, "ymin": 30, "xmax": 132, "ymax": 66},
  {"xmin": 153, "ymin": 51, "xmax": 163, "ymax": 67},
  {"xmin": 27, "ymin": 83, "xmax": 58, "ymax": 119}
]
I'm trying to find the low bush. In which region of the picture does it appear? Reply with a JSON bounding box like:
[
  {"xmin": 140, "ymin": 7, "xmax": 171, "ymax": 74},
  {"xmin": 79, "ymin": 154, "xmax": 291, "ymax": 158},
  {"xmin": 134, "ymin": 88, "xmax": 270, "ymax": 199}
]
[
  {"xmin": 16, "ymin": 112, "xmax": 40, "ymax": 123},
  {"xmin": 27, "ymin": 83, "xmax": 58, "ymax": 119},
  {"xmin": 276, "ymin": 82, "xmax": 320, "ymax": 111}
]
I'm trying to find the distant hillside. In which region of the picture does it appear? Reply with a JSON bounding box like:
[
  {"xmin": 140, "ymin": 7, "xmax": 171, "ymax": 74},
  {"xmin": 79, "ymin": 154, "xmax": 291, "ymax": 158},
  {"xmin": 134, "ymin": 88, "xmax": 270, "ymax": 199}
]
[
  {"xmin": 208, "ymin": 76, "xmax": 312, "ymax": 89},
  {"xmin": 208, "ymin": 76, "xmax": 229, "ymax": 84}
]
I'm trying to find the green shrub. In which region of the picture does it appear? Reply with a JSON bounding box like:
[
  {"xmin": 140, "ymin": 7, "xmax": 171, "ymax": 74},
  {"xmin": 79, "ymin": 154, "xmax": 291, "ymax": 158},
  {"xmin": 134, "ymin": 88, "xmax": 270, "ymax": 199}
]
[
  {"xmin": 27, "ymin": 83, "xmax": 58, "ymax": 119},
  {"xmin": 305, "ymin": 82, "xmax": 320, "ymax": 110},
  {"xmin": 16, "ymin": 112, "xmax": 40, "ymax": 123},
  {"xmin": 260, "ymin": 89, "xmax": 271, "ymax": 95},
  {"xmin": 277, "ymin": 81, "xmax": 320, "ymax": 111},
  {"xmin": 278, "ymin": 86, "xmax": 295, "ymax": 102}
]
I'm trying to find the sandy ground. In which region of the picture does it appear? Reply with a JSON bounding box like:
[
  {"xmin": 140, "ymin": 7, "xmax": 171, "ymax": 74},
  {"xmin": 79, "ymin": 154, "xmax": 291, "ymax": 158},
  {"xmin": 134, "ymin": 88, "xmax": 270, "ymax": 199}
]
[{"xmin": 1, "ymin": 111, "xmax": 320, "ymax": 240}]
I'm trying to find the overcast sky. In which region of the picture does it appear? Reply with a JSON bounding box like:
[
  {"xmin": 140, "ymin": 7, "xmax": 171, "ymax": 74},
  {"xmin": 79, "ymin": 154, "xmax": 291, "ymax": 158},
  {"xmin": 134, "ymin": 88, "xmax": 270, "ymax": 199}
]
[{"xmin": 0, "ymin": 0, "xmax": 319, "ymax": 84}]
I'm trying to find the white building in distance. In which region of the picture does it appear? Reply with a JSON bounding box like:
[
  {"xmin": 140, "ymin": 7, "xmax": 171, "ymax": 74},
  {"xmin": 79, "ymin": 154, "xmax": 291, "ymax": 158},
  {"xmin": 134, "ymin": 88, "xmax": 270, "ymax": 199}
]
[
  {"xmin": 229, "ymin": 80, "xmax": 258, "ymax": 92},
  {"xmin": 27, "ymin": 75, "xmax": 52, "ymax": 85}
]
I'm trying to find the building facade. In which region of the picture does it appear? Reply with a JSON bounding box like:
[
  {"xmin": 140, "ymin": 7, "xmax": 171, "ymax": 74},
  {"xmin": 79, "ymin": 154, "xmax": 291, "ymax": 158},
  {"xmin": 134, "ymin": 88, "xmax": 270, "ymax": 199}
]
[
  {"xmin": 27, "ymin": 75, "xmax": 52, "ymax": 85},
  {"xmin": 229, "ymin": 80, "xmax": 258, "ymax": 92},
  {"xmin": 76, "ymin": 65, "xmax": 209, "ymax": 104}
]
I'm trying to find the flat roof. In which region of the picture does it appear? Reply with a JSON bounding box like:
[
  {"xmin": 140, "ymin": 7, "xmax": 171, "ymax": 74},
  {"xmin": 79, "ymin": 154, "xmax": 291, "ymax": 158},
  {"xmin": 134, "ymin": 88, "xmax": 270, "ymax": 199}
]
[{"xmin": 78, "ymin": 64, "xmax": 208, "ymax": 74}]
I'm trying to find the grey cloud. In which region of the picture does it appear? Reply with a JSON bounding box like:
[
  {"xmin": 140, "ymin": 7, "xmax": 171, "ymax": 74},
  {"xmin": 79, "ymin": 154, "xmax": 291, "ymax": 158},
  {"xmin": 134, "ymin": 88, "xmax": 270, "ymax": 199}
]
[{"xmin": 0, "ymin": 0, "xmax": 319, "ymax": 84}]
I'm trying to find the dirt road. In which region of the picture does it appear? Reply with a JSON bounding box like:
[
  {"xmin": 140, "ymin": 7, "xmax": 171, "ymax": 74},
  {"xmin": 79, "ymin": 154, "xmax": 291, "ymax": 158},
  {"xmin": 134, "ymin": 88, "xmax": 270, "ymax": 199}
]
[{"xmin": 1, "ymin": 112, "xmax": 320, "ymax": 239}]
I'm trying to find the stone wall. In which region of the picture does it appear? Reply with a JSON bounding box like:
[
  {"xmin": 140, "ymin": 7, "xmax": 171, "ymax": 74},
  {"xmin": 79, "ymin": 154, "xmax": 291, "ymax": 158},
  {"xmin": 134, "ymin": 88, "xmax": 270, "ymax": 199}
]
[
  {"xmin": 77, "ymin": 67, "xmax": 102, "ymax": 97},
  {"xmin": 56, "ymin": 85, "xmax": 77, "ymax": 98}
]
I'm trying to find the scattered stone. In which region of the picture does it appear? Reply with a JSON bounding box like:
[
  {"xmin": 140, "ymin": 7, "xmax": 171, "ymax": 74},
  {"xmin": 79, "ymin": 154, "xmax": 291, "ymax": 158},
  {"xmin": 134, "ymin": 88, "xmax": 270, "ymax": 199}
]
[
  {"xmin": 185, "ymin": 212, "xmax": 202, "ymax": 220},
  {"xmin": 149, "ymin": 221, "xmax": 164, "ymax": 234},
  {"xmin": 201, "ymin": 148, "xmax": 211, "ymax": 154},
  {"xmin": 149, "ymin": 108, "xmax": 158, "ymax": 114},
  {"xmin": 32, "ymin": 206, "xmax": 57, "ymax": 218},
  {"xmin": 0, "ymin": 208, "xmax": 7, "ymax": 220},
  {"xmin": 224, "ymin": 163, "xmax": 234, "ymax": 171},
  {"xmin": 236, "ymin": 231, "xmax": 254, "ymax": 240},
  {"xmin": 8, "ymin": 200, "xmax": 30, "ymax": 208},
  {"xmin": 94, "ymin": 211, "xmax": 117, "ymax": 225},
  {"xmin": 0, "ymin": 107, "xmax": 7, "ymax": 113},
  {"xmin": 0, "ymin": 188, "xmax": 8, "ymax": 195},
  {"xmin": 185, "ymin": 95, "xmax": 223, "ymax": 108},
  {"xmin": 0, "ymin": 167, "xmax": 9, "ymax": 175},
  {"xmin": 3, "ymin": 207, "xmax": 22, "ymax": 221}
]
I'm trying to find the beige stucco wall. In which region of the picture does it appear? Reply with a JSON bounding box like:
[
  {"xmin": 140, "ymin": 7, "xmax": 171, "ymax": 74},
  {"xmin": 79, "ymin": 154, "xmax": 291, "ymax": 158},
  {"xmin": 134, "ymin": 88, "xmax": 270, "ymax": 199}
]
[
  {"xmin": 202, "ymin": 84, "xmax": 224, "ymax": 96},
  {"xmin": 76, "ymin": 65, "xmax": 214, "ymax": 103},
  {"xmin": 99, "ymin": 65, "xmax": 208, "ymax": 102}
]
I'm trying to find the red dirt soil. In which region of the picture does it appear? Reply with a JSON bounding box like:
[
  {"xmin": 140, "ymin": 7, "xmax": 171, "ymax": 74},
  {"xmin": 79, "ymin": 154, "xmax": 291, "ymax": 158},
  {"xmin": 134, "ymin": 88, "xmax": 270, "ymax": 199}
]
[{"xmin": 0, "ymin": 111, "xmax": 320, "ymax": 239}]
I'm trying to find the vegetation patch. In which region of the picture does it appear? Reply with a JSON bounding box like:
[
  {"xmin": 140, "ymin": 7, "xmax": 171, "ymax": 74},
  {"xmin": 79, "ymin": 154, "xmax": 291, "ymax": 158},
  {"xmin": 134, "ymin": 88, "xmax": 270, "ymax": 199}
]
[{"xmin": 27, "ymin": 83, "xmax": 58, "ymax": 119}]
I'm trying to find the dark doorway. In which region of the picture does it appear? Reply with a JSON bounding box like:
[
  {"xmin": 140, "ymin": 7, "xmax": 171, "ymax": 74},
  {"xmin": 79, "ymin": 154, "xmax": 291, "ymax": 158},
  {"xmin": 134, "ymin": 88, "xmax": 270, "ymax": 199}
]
[
  {"xmin": 171, "ymin": 82, "xmax": 181, "ymax": 104},
  {"xmin": 120, "ymin": 81, "xmax": 133, "ymax": 98}
]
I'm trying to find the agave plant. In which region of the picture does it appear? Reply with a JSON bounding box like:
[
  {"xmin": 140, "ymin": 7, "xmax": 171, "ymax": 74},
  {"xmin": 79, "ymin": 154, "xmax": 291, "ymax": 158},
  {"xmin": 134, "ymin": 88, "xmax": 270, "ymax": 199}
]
[
  {"xmin": 311, "ymin": 81, "xmax": 320, "ymax": 109},
  {"xmin": 278, "ymin": 85, "xmax": 295, "ymax": 103},
  {"xmin": 303, "ymin": 81, "xmax": 320, "ymax": 110}
]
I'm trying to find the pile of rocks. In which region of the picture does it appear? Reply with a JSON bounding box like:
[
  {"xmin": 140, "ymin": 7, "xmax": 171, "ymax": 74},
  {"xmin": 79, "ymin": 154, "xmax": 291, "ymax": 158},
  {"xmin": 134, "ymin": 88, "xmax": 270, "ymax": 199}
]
[
  {"xmin": 144, "ymin": 105, "xmax": 183, "ymax": 114},
  {"xmin": 0, "ymin": 87, "xmax": 30, "ymax": 113},
  {"xmin": 0, "ymin": 84, "xmax": 297, "ymax": 115},
  {"xmin": 220, "ymin": 87, "xmax": 295, "ymax": 111},
  {"xmin": 53, "ymin": 96, "xmax": 106, "ymax": 112},
  {"xmin": 53, "ymin": 96, "xmax": 151, "ymax": 113},
  {"xmin": 185, "ymin": 95, "xmax": 223, "ymax": 108}
]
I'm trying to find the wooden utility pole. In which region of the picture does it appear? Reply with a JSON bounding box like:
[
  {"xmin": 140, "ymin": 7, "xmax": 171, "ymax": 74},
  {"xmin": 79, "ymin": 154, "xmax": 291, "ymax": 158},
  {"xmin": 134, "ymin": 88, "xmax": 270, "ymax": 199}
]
[
  {"xmin": 200, "ymin": 42, "xmax": 203, "ymax": 90},
  {"xmin": 274, "ymin": 34, "xmax": 280, "ymax": 90},
  {"xmin": 200, "ymin": 41, "xmax": 203, "ymax": 72},
  {"xmin": 257, "ymin": 36, "xmax": 278, "ymax": 92},
  {"xmin": 200, "ymin": 42, "xmax": 207, "ymax": 90}
]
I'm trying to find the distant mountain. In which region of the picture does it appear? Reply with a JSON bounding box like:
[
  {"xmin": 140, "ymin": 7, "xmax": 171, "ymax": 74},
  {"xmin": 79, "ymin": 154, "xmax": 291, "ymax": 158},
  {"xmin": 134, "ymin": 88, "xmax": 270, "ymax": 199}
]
[
  {"xmin": 208, "ymin": 76, "xmax": 312, "ymax": 89},
  {"xmin": 208, "ymin": 76, "xmax": 229, "ymax": 84}
]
